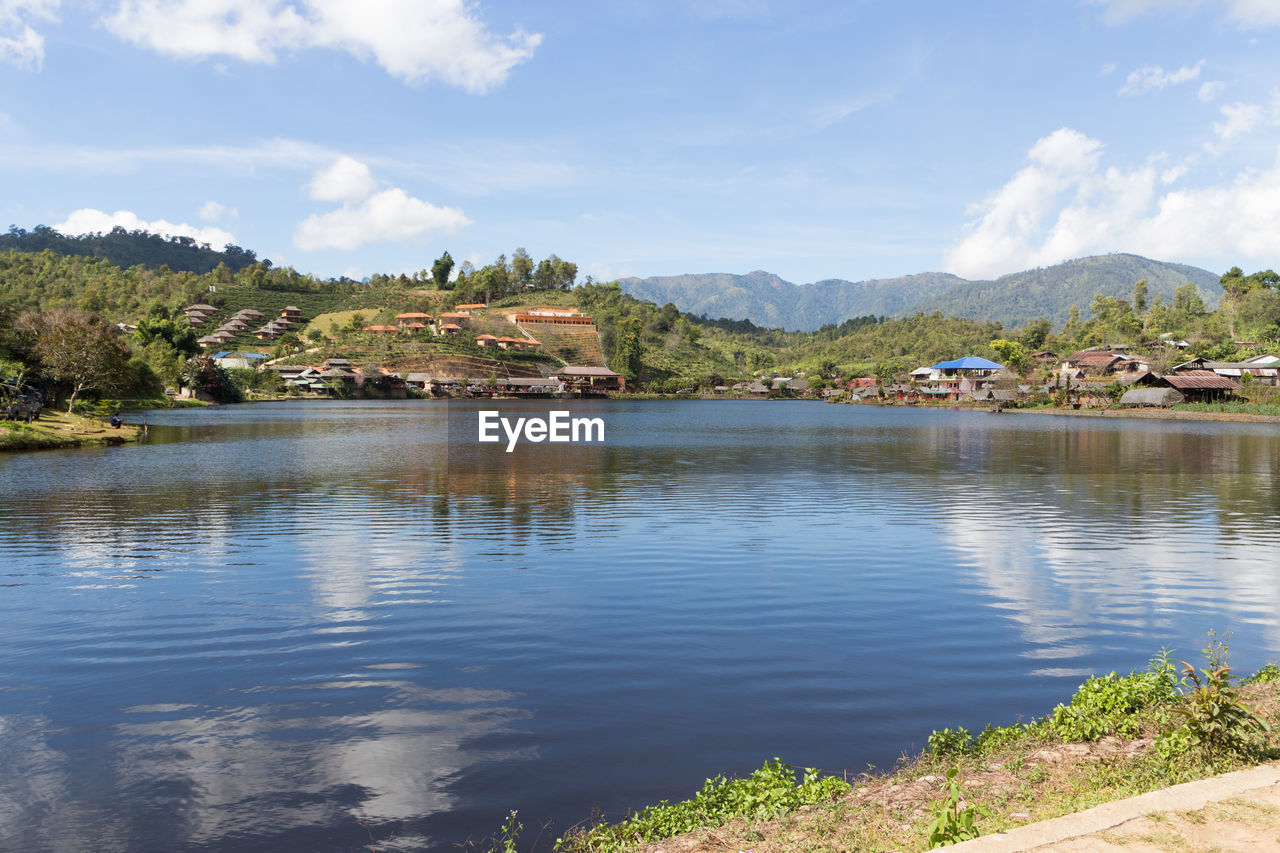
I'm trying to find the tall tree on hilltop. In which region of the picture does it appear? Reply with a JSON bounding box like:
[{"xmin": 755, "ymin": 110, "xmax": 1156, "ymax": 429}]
[
  {"xmin": 431, "ymin": 251, "xmax": 455, "ymax": 290},
  {"xmin": 511, "ymin": 248, "xmax": 533, "ymax": 289}
]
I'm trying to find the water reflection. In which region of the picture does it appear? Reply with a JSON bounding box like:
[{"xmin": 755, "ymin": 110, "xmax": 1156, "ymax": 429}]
[{"xmin": 1, "ymin": 402, "xmax": 1279, "ymax": 850}]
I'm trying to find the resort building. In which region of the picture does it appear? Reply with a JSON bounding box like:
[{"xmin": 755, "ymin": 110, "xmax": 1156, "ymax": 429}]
[{"xmin": 552, "ymin": 365, "xmax": 625, "ymax": 393}]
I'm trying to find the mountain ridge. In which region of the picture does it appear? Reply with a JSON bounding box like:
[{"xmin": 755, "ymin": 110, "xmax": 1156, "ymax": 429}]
[{"xmin": 619, "ymin": 254, "xmax": 1222, "ymax": 331}]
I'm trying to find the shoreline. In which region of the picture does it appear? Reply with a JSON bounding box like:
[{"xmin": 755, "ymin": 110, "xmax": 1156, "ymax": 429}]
[
  {"xmin": 999, "ymin": 405, "xmax": 1280, "ymax": 424},
  {"xmin": 0, "ymin": 410, "xmax": 144, "ymax": 452},
  {"xmin": 559, "ymin": 658, "xmax": 1280, "ymax": 853}
]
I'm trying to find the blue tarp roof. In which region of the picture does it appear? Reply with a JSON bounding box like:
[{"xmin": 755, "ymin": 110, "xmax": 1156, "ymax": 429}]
[
  {"xmin": 212, "ymin": 351, "xmax": 267, "ymax": 360},
  {"xmin": 930, "ymin": 356, "xmax": 1005, "ymax": 371}
]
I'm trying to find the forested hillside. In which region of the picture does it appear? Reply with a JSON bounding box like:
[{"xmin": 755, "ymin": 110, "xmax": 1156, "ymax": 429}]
[
  {"xmin": 620, "ymin": 254, "xmax": 1221, "ymax": 330},
  {"xmin": 0, "ymin": 226, "xmax": 263, "ymax": 275},
  {"xmin": 619, "ymin": 270, "xmax": 966, "ymax": 330},
  {"xmin": 918, "ymin": 254, "xmax": 1220, "ymax": 326}
]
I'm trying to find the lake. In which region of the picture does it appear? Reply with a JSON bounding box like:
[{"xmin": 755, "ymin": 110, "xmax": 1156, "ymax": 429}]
[{"xmin": 2, "ymin": 400, "xmax": 1279, "ymax": 851}]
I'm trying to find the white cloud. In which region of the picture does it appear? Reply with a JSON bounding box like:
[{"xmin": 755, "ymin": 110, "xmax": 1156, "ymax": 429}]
[
  {"xmin": 1214, "ymin": 101, "xmax": 1263, "ymax": 141},
  {"xmin": 53, "ymin": 208, "xmax": 236, "ymax": 248},
  {"xmin": 294, "ymin": 159, "xmax": 470, "ymax": 252},
  {"xmin": 1093, "ymin": 0, "xmax": 1280, "ymax": 27},
  {"xmin": 945, "ymin": 127, "xmax": 1280, "ymax": 278},
  {"xmin": 198, "ymin": 200, "xmax": 236, "ymax": 222},
  {"xmin": 102, "ymin": 0, "xmax": 541, "ymax": 92},
  {"xmin": 945, "ymin": 128, "xmax": 1103, "ymax": 278},
  {"xmin": 1118, "ymin": 60, "xmax": 1202, "ymax": 95},
  {"xmin": 0, "ymin": 0, "xmax": 57, "ymax": 70},
  {"xmin": 1198, "ymin": 80, "xmax": 1226, "ymax": 101},
  {"xmin": 308, "ymin": 155, "xmax": 377, "ymax": 202}
]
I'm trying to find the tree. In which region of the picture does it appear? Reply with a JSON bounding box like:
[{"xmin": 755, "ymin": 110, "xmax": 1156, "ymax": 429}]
[
  {"xmin": 27, "ymin": 311, "xmax": 132, "ymax": 412},
  {"xmin": 1018, "ymin": 317, "xmax": 1051, "ymax": 350},
  {"xmin": 1132, "ymin": 279, "xmax": 1148, "ymax": 314},
  {"xmin": 1174, "ymin": 282, "xmax": 1207, "ymax": 317},
  {"xmin": 431, "ymin": 251, "xmax": 455, "ymax": 290},
  {"xmin": 511, "ymin": 248, "xmax": 533, "ymax": 289},
  {"xmin": 533, "ymin": 258, "xmax": 556, "ymax": 290},
  {"xmin": 183, "ymin": 356, "xmax": 242, "ymax": 403},
  {"xmin": 612, "ymin": 316, "xmax": 644, "ymax": 378},
  {"xmin": 990, "ymin": 338, "xmax": 1030, "ymax": 377},
  {"xmin": 553, "ymin": 256, "xmax": 578, "ymax": 290},
  {"xmin": 1065, "ymin": 305, "xmax": 1081, "ymax": 339}
]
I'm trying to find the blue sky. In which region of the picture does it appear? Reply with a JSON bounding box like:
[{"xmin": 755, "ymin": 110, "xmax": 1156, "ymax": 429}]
[{"xmin": 2, "ymin": 0, "xmax": 1279, "ymax": 285}]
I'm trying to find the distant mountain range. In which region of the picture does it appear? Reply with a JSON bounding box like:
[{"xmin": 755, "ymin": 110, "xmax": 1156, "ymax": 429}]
[{"xmin": 618, "ymin": 254, "xmax": 1223, "ymax": 331}]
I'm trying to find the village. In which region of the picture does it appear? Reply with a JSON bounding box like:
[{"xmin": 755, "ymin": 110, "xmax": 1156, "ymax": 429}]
[
  {"xmin": 162, "ymin": 288, "xmax": 1280, "ymax": 415},
  {"xmin": 179, "ymin": 300, "xmax": 628, "ymax": 401},
  {"xmin": 812, "ymin": 344, "xmax": 1279, "ymax": 409}
]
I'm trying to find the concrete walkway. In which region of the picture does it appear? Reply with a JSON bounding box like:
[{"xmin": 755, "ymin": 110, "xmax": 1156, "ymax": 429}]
[{"xmin": 950, "ymin": 763, "xmax": 1280, "ymax": 852}]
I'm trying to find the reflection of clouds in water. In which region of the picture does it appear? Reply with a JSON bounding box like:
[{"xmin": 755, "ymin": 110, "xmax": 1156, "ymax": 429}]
[
  {"xmin": 941, "ymin": 490, "xmax": 1280, "ymax": 668},
  {"xmin": 103, "ymin": 684, "xmax": 527, "ymax": 847},
  {"xmin": 298, "ymin": 526, "xmax": 464, "ymax": 624},
  {"xmin": 0, "ymin": 715, "xmax": 73, "ymax": 849}
]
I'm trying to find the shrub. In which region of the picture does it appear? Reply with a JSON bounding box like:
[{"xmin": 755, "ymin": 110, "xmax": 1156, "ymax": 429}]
[
  {"xmin": 1246, "ymin": 663, "xmax": 1280, "ymax": 685},
  {"xmin": 926, "ymin": 768, "xmax": 984, "ymax": 848},
  {"xmin": 1172, "ymin": 662, "xmax": 1269, "ymax": 758},
  {"xmin": 555, "ymin": 759, "xmax": 851, "ymax": 853},
  {"xmin": 928, "ymin": 727, "xmax": 976, "ymax": 757},
  {"xmin": 1048, "ymin": 650, "xmax": 1181, "ymax": 742}
]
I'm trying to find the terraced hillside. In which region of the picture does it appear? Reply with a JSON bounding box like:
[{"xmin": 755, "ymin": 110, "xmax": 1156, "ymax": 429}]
[{"xmin": 516, "ymin": 321, "xmax": 607, "ymax": 367}]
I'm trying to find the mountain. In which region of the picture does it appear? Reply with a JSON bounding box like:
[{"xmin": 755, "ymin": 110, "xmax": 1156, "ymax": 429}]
[
  {"xmin": 619, "ymin": 254, "xmax": 1222, "ymax": 331},
  {"xmin": 618, "ymin": 270, "xmax": 968, "ymax": 330},
  {"xmin": 916, "ymin": 254, "xmax": 1221, "ymax": 327}
]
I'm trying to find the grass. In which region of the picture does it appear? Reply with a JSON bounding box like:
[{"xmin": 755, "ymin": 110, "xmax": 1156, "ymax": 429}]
[
  {"xmin": 1176, "ymin": 401, "xmax": 1280, "ymax": 417},
  {"xmin": 0, "ymin": 409, "xmax": 143, "ymax": 451},
  {"xmin": 530, "ymin": 650, "xmax": 1280, "ymax": 853}
]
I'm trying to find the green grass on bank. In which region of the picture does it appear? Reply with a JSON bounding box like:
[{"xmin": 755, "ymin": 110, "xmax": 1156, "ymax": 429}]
[
  {"xmin": 0, "ymin": 409, "xmax": 144, "ymax": 451},
  {"xmin": 473, "ymin": 638, "xmax": 1280, "ymax": 853},
  {"xmin": 1176, "ymin": 401, "xmax": 1280, "ymax": 417}
]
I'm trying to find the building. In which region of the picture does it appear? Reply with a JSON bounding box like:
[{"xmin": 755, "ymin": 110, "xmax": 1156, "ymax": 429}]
[
  {"xmin": 509, "ymin": 310, "xmax": 594, "ymax": 325},
  {"xmin": 394, "ymin": 312, "xmax": 432, "ymax": 328},
  {"xmin": 212, "ymin": 351, "xmax": 267, "ymax": 371},
  {"xmin": 1119, "ymin": 387, "xmax": 1184, "ymax": 408},
  {"xmin": 1147, "ymin": 370, "xmax": 1242, "ymax": 402},
  {"xmin": 552, "ymin": 365, "xmax": 625, "ymax": 393}
]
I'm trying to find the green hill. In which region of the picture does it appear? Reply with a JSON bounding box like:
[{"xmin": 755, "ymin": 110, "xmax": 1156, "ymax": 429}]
[
  {"xmin": 917, "ymin": 254, "xmax": 1221, "ymax": 326},
  {"xmin": 0, "ymin": 225, "xmax": 263, "ymax": 275},
  {"xmin": 619, "ymin": 270, "xmax": 966, "ymax": 331}
]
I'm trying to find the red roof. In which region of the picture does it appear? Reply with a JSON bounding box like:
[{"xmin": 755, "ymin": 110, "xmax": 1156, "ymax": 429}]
[{"xmin": 1162, "ymin": 371, "xmax": 1242, "ymax": 390}]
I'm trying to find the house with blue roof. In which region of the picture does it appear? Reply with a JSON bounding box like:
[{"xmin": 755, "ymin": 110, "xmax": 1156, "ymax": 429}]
[{"xmin": 212, "ymin": 351, "xmax": 268, "ymax": 371}]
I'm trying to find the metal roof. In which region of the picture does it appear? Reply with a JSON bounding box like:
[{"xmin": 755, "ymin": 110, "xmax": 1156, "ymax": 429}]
[
  {"xmin": 1161, "ymin": 371, "xmax": 1242, "ymax": 390},
  {"xmin": 929, "ymin": 356, "xmax": 1004, "ymax": 371}
]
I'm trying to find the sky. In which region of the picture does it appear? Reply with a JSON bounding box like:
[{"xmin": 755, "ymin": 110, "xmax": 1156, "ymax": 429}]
[{"xmin": 1, "ymin": 0, "xmax": 1279, "ymax": 285}]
